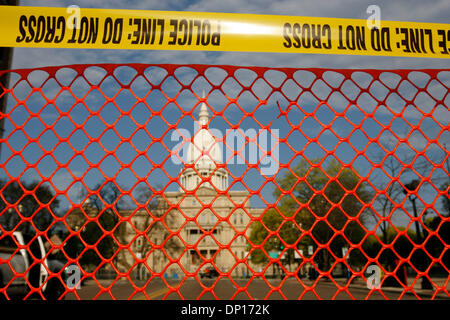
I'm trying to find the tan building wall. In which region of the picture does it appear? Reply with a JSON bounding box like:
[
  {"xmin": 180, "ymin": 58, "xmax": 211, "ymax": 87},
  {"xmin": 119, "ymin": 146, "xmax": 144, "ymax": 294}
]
[{"xmin": 117, "ymin": 187, "xmax": 263, "ymax": 279}]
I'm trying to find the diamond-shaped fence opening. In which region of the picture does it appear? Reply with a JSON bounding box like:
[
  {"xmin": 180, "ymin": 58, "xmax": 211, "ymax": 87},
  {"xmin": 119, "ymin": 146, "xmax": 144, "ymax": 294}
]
[{"xmin": 0, "ymin": 64, "xmax": 449, "ymax": 300}]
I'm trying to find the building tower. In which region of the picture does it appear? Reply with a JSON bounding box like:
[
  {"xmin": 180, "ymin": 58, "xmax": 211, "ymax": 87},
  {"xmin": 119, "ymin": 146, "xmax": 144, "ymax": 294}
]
[{"xmin": 179, "ymin": 100, "xmax": 229, "ymax": 191}]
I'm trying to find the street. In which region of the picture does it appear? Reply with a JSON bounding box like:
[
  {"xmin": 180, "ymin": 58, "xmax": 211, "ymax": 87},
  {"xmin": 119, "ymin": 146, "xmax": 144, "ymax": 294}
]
[{"xmin": 64, "ymin": 277, "xmax": 449, "ymax": 300}]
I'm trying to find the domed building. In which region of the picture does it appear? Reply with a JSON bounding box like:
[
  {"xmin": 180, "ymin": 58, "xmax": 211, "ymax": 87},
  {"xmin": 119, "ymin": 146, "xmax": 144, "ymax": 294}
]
[{"xmin": 115, "ymin": 100, "xmax": 263, "ymax": 279}]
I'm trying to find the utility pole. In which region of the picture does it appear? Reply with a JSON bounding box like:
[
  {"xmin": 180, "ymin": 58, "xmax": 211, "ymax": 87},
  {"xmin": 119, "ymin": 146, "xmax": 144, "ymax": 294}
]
[{"xmin": 0, "ymin": 1, "xmax": 19, "ymax": 158}]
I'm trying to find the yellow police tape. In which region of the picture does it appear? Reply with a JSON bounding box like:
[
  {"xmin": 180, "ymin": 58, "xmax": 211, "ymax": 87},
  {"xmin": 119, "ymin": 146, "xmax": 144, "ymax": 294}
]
[{"xmin": 1, "ymin": 6, "xmax": 449, "ymax": 58}]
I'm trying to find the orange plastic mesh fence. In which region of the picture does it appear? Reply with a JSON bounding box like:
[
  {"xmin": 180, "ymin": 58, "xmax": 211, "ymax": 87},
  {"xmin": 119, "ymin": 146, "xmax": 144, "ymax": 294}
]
[{"xmin": 0, "ymin": 64, "xmax": 449, "ymax": 300}]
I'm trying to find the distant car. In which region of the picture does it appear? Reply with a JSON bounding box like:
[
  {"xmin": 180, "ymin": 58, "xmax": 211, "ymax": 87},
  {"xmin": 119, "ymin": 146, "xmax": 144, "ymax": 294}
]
[{"xmin": 200, "ymin": 267, "xmax": 219, "ymax": 279}]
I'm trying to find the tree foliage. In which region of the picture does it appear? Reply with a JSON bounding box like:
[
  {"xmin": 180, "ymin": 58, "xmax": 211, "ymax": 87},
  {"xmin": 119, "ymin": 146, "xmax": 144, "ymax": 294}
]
[
  {"xmin": 249, "ymin": 158, "xmax": 373, "ymax": 270},
  {"xmin": 0, "ymin": 179, "xmax": 60, "ymax": 237},
  {"xmin": 423, "ymin": 215, "xmax": 450, "ymax": 271},
  {"xmin": 63, "ymin": 181, "xmax": 123, "ymax": 271}
]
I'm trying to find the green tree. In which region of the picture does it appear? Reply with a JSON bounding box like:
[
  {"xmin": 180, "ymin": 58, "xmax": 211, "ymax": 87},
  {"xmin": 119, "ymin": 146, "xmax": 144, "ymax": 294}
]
[
  {"xmin": 64, "ymin": 181, "xmax": 122, "ymax": 272},
  {"xmin": 364, "ymin": 226, "xmax": 416, "ymax": 266},
  {"xmin": 249, "ymin": 158, "xmax": 373, "ymax": 271},
  {"xmin": 423, "ymin": 214, "xmax": 450, "ymax": 271},
  {"xmin": 0, "ymin": 179, "xmax": 60, "ymax": 237}
]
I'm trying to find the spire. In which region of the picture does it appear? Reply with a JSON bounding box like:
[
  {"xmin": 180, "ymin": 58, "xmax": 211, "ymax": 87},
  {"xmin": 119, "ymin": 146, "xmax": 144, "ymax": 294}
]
[
  {"xmin": 199, "ymin": 90, "xmax": 209, "ymax": 125},
  {"xmin": 179, "ymin": 89, "xmax": 228, "ymax": 191}
]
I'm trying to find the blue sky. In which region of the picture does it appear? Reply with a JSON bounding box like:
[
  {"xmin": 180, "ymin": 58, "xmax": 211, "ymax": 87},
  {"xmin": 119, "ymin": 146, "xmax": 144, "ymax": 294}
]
[{"xmin": 2, "ymin": 1, "xmax": 450, "ymax": 232}]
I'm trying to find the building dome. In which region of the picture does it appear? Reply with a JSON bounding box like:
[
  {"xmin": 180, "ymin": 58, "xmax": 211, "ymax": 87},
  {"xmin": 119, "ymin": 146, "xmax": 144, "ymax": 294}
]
[
  {"xmin": 180, "ymin": 99, "xmax": 228, "ymax": 191},
  {"xmin": 186, "ymin": 101, "xmax": 222, "ymax": 168}
]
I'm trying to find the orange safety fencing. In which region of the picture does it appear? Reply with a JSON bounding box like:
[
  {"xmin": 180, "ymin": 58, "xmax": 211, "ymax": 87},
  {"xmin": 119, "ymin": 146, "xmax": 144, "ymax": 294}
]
[{"xmin": 0, "ymin": 64, "xmax": 449, "ymax": 300}]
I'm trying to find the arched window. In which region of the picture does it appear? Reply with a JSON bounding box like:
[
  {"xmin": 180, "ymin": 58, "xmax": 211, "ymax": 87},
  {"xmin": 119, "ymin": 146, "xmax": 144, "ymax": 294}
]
[{"xmin": 135, "ymin": 237, "xmax": 143, "ymax": 250}]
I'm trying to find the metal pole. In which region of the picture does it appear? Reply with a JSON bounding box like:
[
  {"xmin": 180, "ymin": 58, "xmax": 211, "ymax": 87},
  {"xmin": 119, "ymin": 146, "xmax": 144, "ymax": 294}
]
[
  {"xmin": 410, "ymin": 196, "xmax": 422, "ymax": 243},
  {"xmin": 0, "ymin": 1, "xmax": 19, "ymax": 158}
]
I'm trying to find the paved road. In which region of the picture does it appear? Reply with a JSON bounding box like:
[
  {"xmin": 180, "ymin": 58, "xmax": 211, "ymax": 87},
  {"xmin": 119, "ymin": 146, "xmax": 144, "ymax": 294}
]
[{"xmin": 64, "ymin": 277, "xmax": 449, "ymax": 300}]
